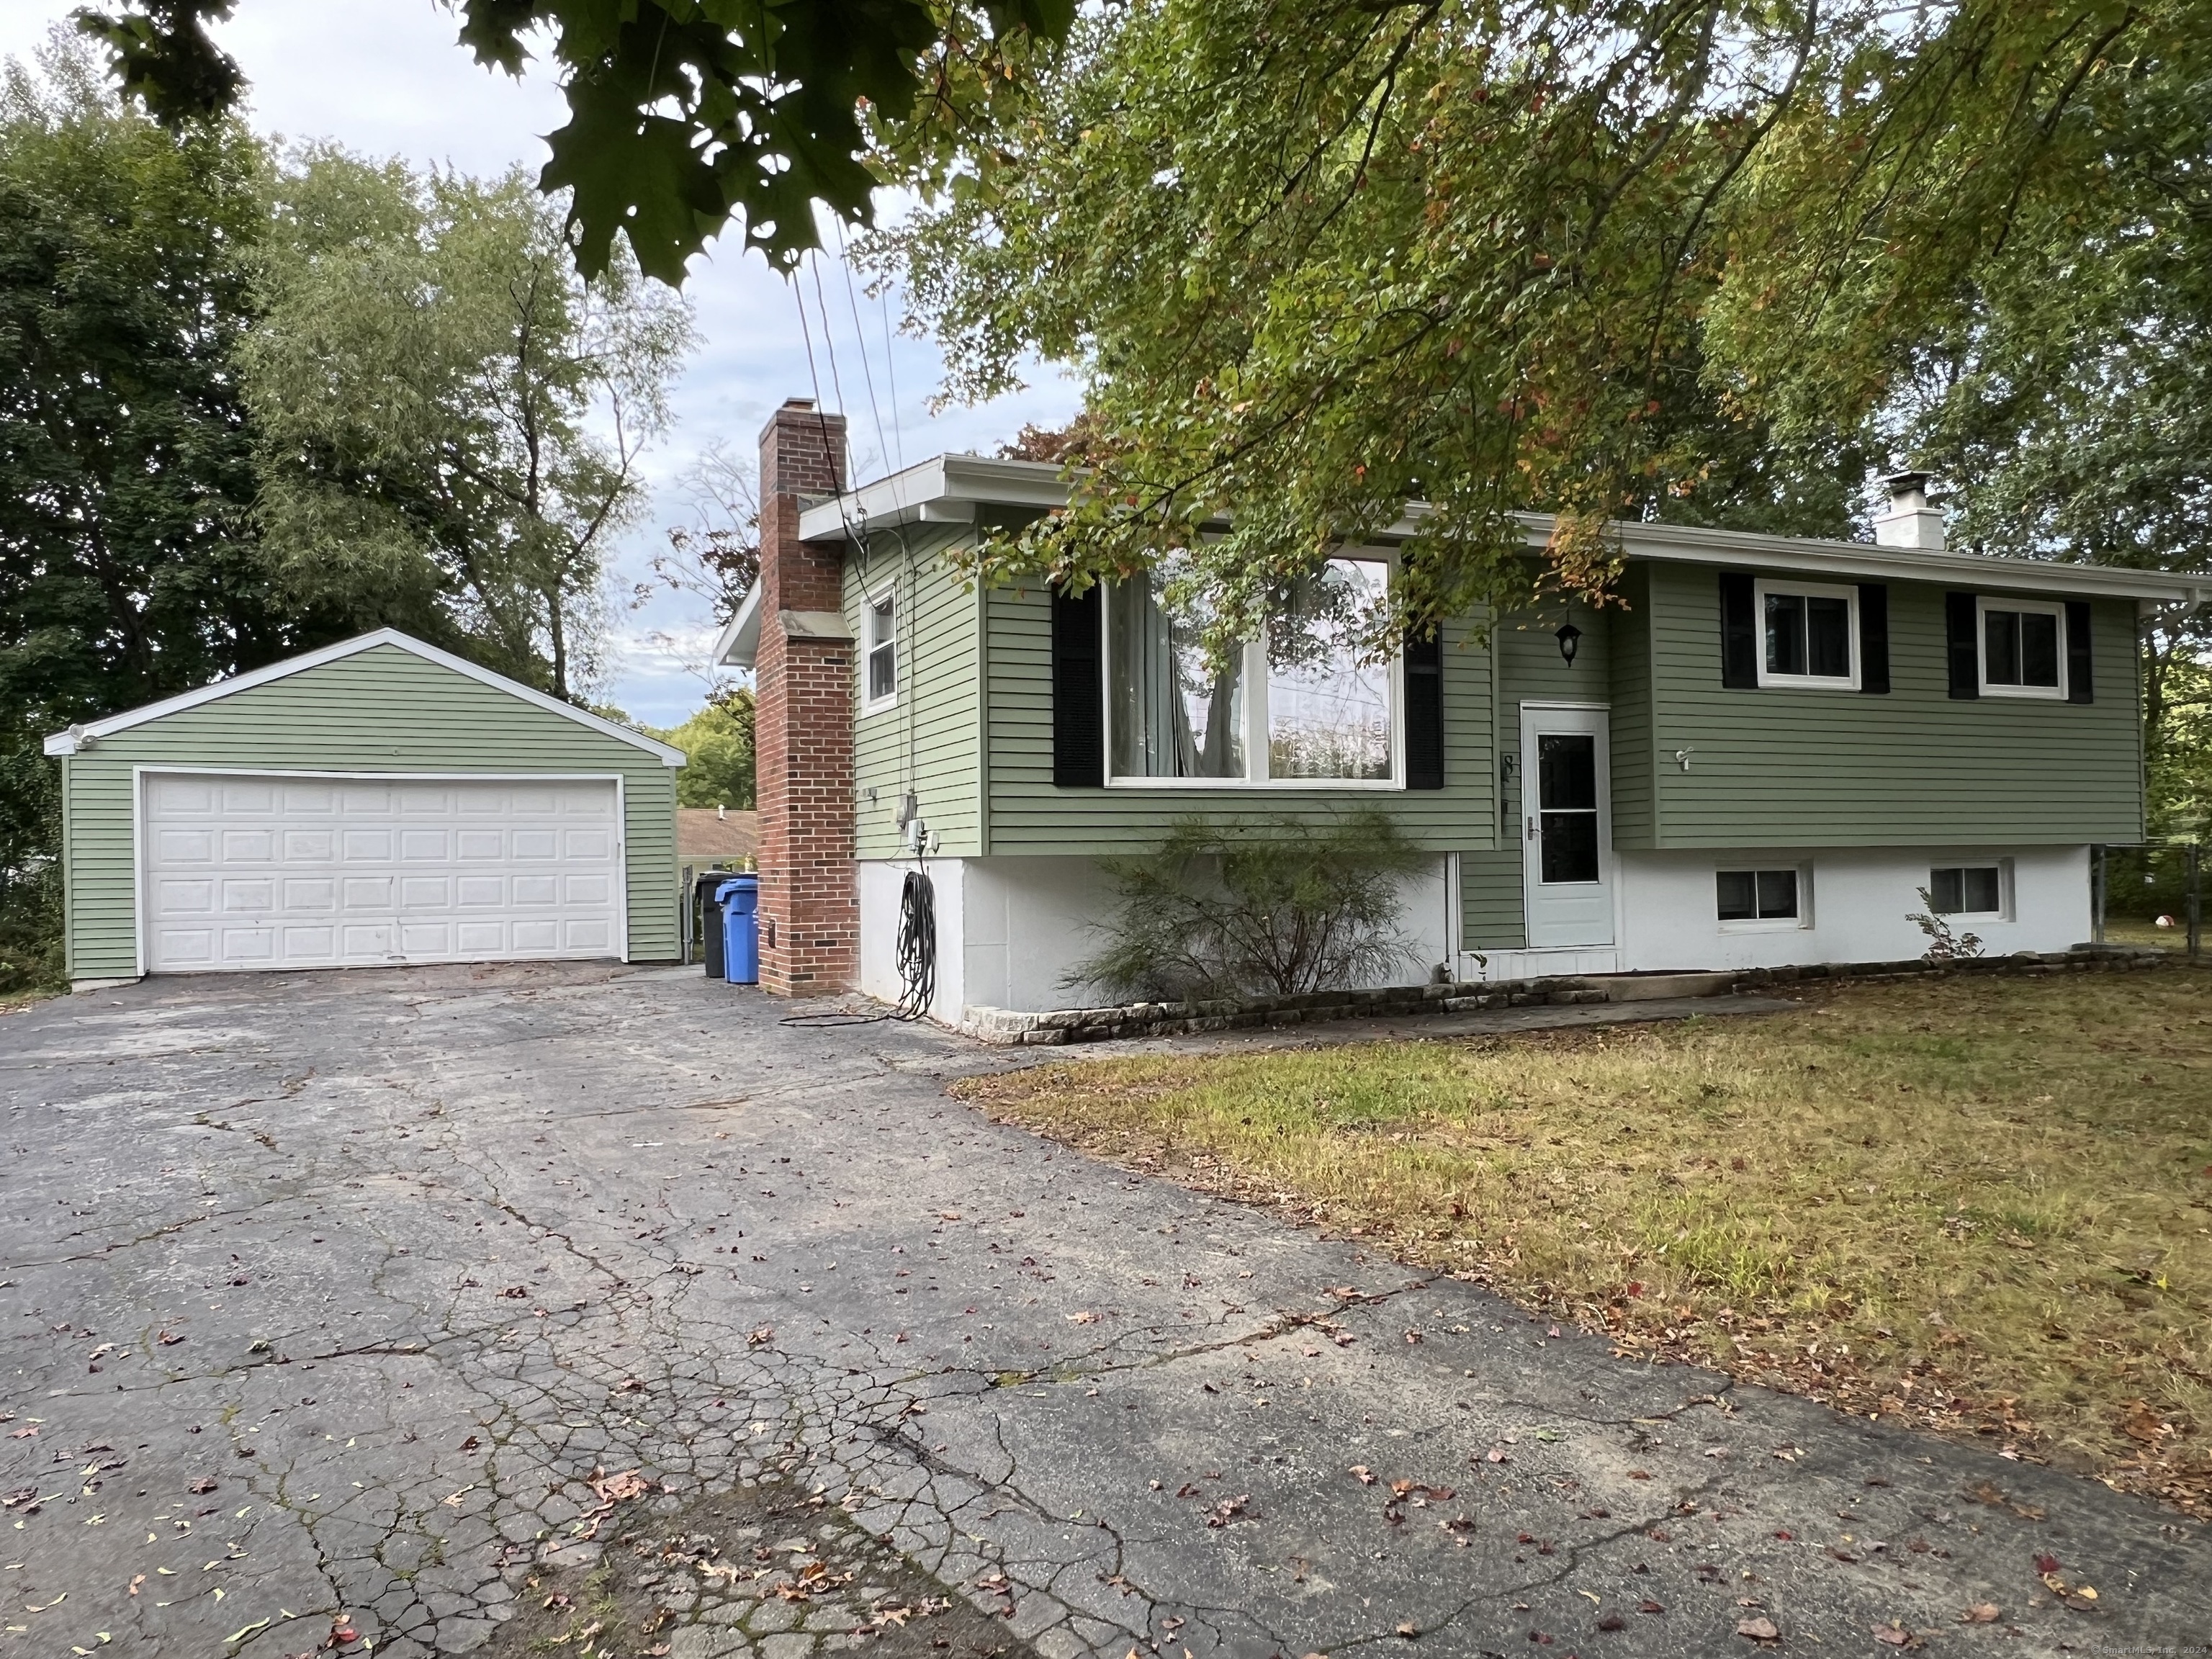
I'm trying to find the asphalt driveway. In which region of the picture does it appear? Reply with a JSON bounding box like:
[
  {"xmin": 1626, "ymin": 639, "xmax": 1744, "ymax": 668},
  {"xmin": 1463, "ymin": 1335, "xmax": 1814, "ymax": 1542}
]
[{"xmin": 1, "ymin": 963, "xmax": 2206, "ymax": 1658}]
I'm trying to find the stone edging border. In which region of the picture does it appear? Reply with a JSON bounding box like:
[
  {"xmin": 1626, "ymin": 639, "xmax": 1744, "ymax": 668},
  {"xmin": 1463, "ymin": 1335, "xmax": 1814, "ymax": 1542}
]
[{"xmin": 953, "ymin": 947, "xmax": 2171, "ymax": 1047}]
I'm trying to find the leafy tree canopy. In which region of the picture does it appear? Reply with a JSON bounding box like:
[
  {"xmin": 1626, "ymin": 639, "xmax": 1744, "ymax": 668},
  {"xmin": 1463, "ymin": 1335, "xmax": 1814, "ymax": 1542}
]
[
  {"xmin": 240, "ymin": 150, "xmax": 696, "ymax": 702},
  {"xmin": 873, "ymin": 0, "xmax": 2208, "ymax": 654},
  {"xmin": 653, "ymin": 687, "xmax": 756, "ymax": 810},
  {"xmin": 75, "ymin": 0, "xmax": 1076, "ymax": 282}
]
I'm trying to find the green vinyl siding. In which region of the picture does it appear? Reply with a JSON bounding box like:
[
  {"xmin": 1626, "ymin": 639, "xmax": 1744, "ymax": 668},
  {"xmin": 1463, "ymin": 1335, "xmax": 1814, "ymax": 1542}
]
[
  {"xmin": 59, "ymin": 643, "xmax": 678, "ymax": 979},
  {"xmin": 1462, "ymin": 600, "xmax": 1614, "ymax": 951},
  {"xmin": 846, "ymin": 526, "xmax": 982, "ymax": 858},
  {"xmin": 1634, "ymin": 560, "xmax": 2142, "ymax": 846},
  {"xmin": 980, "ymin": 581, "xmax": 1497, "ymax": 855}
]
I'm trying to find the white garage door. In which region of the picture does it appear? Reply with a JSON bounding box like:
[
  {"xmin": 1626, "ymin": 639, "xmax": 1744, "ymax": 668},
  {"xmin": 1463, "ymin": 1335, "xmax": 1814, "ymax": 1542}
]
[{"xmin": 143, "ymin": 773, "xmax": 624, "ymax": 974}]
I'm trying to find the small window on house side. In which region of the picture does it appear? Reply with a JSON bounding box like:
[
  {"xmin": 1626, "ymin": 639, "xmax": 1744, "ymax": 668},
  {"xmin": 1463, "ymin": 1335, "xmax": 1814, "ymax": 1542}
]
[
  {"xmin": 1717, "ymin": 868, "xmax": 1800, "ymax": 923},
  {"xmin": 1930, "ymin": 865, "xmax": 2003, "ymax": 916},
  {"xmin": 1754, "ymin": 580, "xmax": 1858, "ymax": 690},
  {"xmin": 865, "ymin": 590, "xmax": 897, "ymax": 709},
  {"xmin": 1977, "ymin": 598, "xmax": 2064, "ymax": 698}
]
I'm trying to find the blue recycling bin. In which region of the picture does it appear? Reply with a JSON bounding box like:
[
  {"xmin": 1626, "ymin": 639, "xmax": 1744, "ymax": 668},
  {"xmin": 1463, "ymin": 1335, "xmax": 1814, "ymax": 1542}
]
[{"xmin": 716, "ymin": 875, "xmax": 760, "ymax": 986}]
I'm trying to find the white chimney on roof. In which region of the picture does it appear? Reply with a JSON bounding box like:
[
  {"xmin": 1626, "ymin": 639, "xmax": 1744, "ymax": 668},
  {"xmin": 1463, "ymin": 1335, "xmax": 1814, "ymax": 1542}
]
[{"xmin": 1874, "ymin": 471, "xmax": 1944, "ymax": 551}]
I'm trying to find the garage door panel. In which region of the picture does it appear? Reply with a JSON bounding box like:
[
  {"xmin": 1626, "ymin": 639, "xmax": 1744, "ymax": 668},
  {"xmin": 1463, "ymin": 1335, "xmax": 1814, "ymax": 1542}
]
[
  {"xmin": 282, "ymin": 877, "xmax": 336, "ymax": 910},
  {"xmin": 144, "ymin": 773, "xmax": 623, "ymax": 974},
  {"xmin": 158, "ymin": 828, "xmax": 215, "ymax": 863},
  {"xmin": 154, "ymin": 878, "xmax": 215, "ymax": 916},
  {"xmin": 221, "ymin": 877, "xmax": 275, "ymax": 912}
]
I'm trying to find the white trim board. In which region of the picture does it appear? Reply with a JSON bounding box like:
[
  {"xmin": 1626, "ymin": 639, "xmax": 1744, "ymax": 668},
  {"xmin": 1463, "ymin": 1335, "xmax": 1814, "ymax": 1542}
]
[
  {"xmin": 130, "ymin": 766, "xmax": 634, "ymax": 976},
  {"xmin": 788, "ymin": 451, "xmax": 2210, "ymax": 606},
  {"xmin": 45, "ymin": 629, "xmax": 685, "ymax": 765}
]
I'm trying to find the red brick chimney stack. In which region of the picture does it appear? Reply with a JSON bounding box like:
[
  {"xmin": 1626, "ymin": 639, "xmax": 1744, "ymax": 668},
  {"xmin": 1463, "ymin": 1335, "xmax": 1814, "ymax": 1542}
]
[{"xmin": 752, "ymin": 398, "xmax": 856, "ymax": 996}]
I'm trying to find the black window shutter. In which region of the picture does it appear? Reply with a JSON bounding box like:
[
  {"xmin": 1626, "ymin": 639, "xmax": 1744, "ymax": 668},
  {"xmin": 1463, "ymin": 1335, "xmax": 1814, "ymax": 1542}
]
[
  {"xmin": 2066, "ymin": 601, "xmax": 2094, "ymax": 702},
  {"xmin": 1051, "ymin": 583, "xmax": 1105, "ymax": 787},
  {"xmin": 1405, "ymin": 629, "xmax": 1444, "ymax": 789},
  {"xmin": 1719, "ymin": 572, "xmax": 1758, "ymax": 688},
  {"xmin": 1945, "ymin": 591, "xmax": 1979, "ymax": 698},
  {"xmin": 1856, "ymin": 583, "xmax": 1889, "ymax": 693}
]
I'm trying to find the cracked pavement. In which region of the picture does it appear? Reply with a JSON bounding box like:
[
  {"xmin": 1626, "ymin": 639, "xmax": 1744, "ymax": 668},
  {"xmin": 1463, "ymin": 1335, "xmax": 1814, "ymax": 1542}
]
[{"xmin": 1, "ymin": 961, "xmax": 2206, "ymax": 1658}]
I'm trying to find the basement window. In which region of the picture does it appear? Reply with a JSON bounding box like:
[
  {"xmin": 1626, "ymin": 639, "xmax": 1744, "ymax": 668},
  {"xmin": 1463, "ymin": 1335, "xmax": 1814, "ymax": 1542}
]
[
  {"xmin": 1717, "ymin": 868, "xmax": 1805, "ymax": 927},
  {"xmin": 1930, "ymin": 863, "xmax": 2007, "ymax": 917},
  {"xmin": 864, "ymin": 588, "xmax": 897, "ymax": 712}
]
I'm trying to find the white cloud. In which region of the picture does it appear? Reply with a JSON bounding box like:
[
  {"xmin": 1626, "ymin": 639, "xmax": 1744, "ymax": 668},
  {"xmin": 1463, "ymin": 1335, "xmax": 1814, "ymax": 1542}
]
[{"xmin": 3, "ymin": 1, "xmax": 1082, "ymax": 724}]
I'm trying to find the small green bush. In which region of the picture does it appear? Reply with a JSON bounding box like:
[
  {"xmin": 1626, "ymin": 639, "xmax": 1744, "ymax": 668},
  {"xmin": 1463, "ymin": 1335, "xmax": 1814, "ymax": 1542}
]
[{"xmin": 1069, "ymin": 809, "xmax": 1426, "ymax": 1002}]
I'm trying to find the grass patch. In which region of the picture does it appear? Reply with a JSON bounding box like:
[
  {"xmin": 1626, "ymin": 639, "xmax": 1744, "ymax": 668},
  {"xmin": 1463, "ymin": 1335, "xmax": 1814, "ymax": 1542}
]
[{"xmin": 957, "ymin": 968, "xmax": 2212, "ymax": 1511}]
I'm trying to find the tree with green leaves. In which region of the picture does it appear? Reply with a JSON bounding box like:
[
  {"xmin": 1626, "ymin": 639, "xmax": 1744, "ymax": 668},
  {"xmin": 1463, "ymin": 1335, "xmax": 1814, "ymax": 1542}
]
[
  {"xmin": 872, "ymin": 0, "xmax": 2207, "ymax": 657},
  {"xmin": 653, "ymin": 688, "xmax": 757, "ymax": 811},
  {"xmin": 76, "ymin": 0, "xmax": 1075, "ymax": 281},
  {"xmin": 241, "ymin": 151, "xmax": 696, "ymax": 702},
  {"xmin": 0, "ymin": 38, "xmax": 298, "ymax": 991}
]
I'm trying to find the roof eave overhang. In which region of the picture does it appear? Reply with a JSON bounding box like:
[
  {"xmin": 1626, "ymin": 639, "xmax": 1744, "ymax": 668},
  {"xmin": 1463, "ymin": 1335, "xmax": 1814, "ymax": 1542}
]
[
  {"xmin": 711, "ymin": 583, "xmax": 765, "ymax": 670},
  {"xmin": 781, "ymin": 454, "xmax": 2209, "ymax": 607}
]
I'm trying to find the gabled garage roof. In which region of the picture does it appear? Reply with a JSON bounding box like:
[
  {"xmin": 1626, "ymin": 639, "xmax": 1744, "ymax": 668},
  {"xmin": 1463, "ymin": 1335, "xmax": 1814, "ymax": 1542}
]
[{"xmin": 42, "ymin": 629, "xmax": 687, "ymax": 765}]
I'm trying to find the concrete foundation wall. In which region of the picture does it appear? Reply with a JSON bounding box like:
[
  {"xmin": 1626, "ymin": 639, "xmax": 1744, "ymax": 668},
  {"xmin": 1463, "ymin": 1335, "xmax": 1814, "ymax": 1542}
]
[{"xmin": 1614, "ymin": 844, "xmax": 2090, "ymax": 971}]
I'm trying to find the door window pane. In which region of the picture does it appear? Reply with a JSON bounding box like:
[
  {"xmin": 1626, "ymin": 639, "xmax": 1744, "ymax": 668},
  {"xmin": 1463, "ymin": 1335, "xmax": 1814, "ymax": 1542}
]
[
  {"xmin": 1537, "ymin": 733, "xmax": 1596, "ymax": 810},
  {"xmin": 1267, "ymin": 559, "xmax": 1392, "ymax": 780},
  {"xmin": 1540, "ymin": 809, "xmax": 1599, "ymax": 884},
  {"xmin": 1107, "ymin": 568, "xmax": 1246, "ymax": 779},
  {"xmin": 1536, "ymin": 732, "xmax": 1599, "ymax": 883}
]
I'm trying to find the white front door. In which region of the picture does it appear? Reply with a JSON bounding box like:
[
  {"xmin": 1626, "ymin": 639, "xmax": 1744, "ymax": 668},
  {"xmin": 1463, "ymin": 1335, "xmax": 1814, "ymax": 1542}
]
[
  {"xmin": 1520, "ymin": 705, "xmax": 1614, "ymax": 948},
  {"xmin": 142, "ymin": 773, "xmax": 624, "ymax": 974}
]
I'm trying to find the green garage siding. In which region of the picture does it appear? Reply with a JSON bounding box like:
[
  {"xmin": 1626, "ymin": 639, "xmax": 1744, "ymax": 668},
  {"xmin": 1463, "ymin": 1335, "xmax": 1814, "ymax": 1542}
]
[
  {"xmin": 59, "ymin": 643, "xmax": 679, "ymax": 979},
  {"xmin": 980, "ymin": 582, "xmax": 1499, "ymax": 855},
  {"xmin": 845, "ymin": 526, "xmax": 984, "ymax": 858},
  {"xmin": 1630, "ymin": 562, "xmax": 2143, "ymax": 847}
]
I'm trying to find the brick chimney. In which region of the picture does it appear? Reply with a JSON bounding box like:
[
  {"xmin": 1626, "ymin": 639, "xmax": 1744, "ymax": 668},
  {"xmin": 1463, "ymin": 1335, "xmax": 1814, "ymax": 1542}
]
[{"xmin": 752, "ymin": 398, "xmax": 856, "ymax": 996}]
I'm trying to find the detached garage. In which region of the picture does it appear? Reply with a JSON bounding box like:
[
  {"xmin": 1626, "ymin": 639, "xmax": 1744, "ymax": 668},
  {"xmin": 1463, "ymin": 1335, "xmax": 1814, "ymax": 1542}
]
[{"xmin": 44, "ymin": 629, "xmax": 683, "ymax": 991}]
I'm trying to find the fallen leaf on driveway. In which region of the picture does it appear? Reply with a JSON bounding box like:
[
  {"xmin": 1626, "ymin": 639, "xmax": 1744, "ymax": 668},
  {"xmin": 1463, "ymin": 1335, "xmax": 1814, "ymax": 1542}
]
[
  {"xmin": 1873, "ymin": 1623, "xmax": 1917, "ymax": 1647},
  {"xmin": 590, "ymin": 1469, "xmax": 651, "ymax": 1503},
  {"xmin": 747, "ymin": 1326, "xmax": 774, "ymax": 1346},
  {"xmin": 1348, "ymin": 1465, "xmax": 1375, "ymax": 1485},
  {"xmin": 1596, "ymin": 1612, "xmax": 1626, "ymax": 1631},
  {"xmin": 1736, "ymin": 1616, "xmax": 1780, "ymax": 1642},
  {"xmin": 187, "ymin": 1478, "xmax": 217, "ymax": 1495},
  {"xmin": 1204, "ymin": 1493, "xmax": 1250, "ymax": 1527},
  {"xmin": 1393, "ymin": 1621, "xmax": 1418, "ymax": 1638},
  {"xmin": 1962, "ymin": 1603, "xmax": 2001, "ymax": 1623},
  {"xmin": 1066, "ymin": 1311, "xmax": 1101, "ymax": 1325}
]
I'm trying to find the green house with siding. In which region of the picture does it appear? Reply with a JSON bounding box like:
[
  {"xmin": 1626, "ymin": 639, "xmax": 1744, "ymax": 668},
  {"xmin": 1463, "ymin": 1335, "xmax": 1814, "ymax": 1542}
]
[
  {"xmin": 724, "ymin": 405, "xmax": 2205, "ymax": 1022},
  {"xmin": 44, "ymin": 631, "xmax": 683, "ymax": 990}
]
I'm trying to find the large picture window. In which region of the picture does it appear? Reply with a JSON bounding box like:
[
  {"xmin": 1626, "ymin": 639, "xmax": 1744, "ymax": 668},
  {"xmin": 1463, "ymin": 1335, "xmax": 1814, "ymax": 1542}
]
[
  {"xmin": 1754, "ymin": 579, "xmax": 1858, "ymax": 690},
  {"xmin": 1107, "ymin": 556, "xmax": 1396, "ymax": 786}
]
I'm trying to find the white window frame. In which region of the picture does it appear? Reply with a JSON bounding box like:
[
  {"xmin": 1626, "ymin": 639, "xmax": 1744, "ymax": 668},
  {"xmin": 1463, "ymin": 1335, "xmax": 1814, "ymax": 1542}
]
[
  {"xmin": 863, "ymin": 585, "xmax": 898, "ymax": 715},
  {"xmin": 1976, "ymin": 596, "xmax": 2067, "ymax": 700},
  {"xmin": 1714, "ymin": 862, "xmax": 1815, "ymax": 932},
  {"xmin": 1101, "ymin": 554, "xmax": 1406, "ymax": 791},
  {"xmin": 1927, "ymin": 858, "xmax": 2013, "ymax": 921},
  {"xmin": 1753, "ymin": 578, "xmax": 1860, "ymax": 691}
]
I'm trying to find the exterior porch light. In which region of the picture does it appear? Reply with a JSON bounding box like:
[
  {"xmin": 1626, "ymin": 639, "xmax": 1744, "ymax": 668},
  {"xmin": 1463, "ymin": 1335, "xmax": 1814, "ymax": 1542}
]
[{"xmin": 1555, "ymin": 622, "xmax": 1582, "ymax": 666}]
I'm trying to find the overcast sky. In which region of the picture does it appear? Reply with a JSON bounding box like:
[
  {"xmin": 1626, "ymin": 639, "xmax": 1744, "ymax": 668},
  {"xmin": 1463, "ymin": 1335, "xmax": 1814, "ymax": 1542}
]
[{"xmin": 1, "ymin": 3, "xmax": 1080, "ymax": 724}]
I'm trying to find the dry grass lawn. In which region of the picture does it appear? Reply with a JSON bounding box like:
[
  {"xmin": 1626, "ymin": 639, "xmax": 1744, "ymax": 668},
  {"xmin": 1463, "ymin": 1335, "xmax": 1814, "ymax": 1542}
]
[{"xmin": 956, "ymin": 968, "xmax": 2212, "ymax": 1512}]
